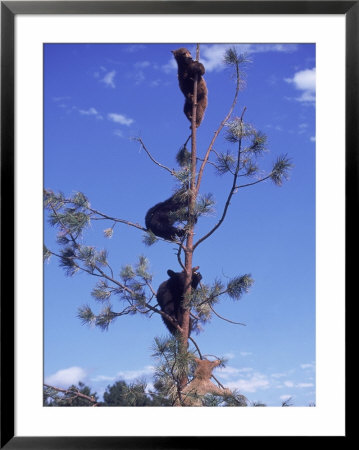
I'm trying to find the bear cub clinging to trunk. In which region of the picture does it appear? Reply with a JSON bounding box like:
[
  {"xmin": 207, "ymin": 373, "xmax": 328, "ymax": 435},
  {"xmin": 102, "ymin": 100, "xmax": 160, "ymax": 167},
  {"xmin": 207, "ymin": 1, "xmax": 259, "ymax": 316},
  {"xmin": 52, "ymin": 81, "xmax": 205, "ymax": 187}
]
[
  {"xmin": 157, "ymin": 267, "xmax": 202, "ymax": 335},
  {"xmin": 172, "ymin": 47, "xmax": 208, "ymax": 128},
  {"xmin": 145, "ymin": 190, "xmax": 189, "ymax": 241}
]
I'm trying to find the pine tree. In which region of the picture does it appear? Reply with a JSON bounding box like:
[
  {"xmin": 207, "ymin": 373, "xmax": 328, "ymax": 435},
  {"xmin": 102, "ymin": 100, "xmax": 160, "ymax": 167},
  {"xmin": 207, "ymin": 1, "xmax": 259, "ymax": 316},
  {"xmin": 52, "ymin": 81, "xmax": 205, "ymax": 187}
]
[{"xmin": 44, "ymin": 45, "xmax": 291, "ymax": 406}]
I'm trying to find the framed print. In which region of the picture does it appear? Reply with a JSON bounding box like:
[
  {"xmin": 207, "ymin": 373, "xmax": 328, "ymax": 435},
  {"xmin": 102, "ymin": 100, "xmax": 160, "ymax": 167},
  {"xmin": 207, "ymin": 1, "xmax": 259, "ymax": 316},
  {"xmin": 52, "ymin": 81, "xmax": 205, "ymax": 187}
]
[{"xmin": 1, "ymin": 1, "xmax": 356, "ymax": 447}]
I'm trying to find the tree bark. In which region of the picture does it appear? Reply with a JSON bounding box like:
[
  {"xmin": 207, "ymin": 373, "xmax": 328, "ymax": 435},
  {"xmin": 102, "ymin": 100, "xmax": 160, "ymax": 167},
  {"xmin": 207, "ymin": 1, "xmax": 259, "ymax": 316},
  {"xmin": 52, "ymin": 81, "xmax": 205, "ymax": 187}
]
[{"xmin": 179, "ymin": 45, "xmax": 200, "ymax": 392}]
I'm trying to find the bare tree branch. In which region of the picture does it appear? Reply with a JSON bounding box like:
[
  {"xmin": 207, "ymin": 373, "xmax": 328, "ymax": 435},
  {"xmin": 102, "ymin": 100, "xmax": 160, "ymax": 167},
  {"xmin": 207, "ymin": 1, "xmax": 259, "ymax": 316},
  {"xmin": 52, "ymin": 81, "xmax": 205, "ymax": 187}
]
[
  {"xmin": 195, "ymin": 57, "xmax": 242, "ymax": 195},
  {"xmin": 209, "ymin": 304, "xmax": 246, "ymax": 326},
  {"xmin": 44, "ymin": 384, "xmax": 99, "ymax": 406},
  {"xmin": 135, "ymin": 137, "xmax": 175, "ymax": 175},
  {"xmin": 193, "ymin": 107, "xmax": 246, "ymax": 250},
  {"xmin": 188, "ymin": 336, "xmax": 203, "ymax": 360}
]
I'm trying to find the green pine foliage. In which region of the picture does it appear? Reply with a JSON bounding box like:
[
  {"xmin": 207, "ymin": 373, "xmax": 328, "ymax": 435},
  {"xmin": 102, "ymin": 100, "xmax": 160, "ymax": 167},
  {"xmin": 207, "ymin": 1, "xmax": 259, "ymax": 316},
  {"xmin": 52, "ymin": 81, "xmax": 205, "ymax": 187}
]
[
  {"xmin": 176, "ymin": 145, "xmax": 192, "ymax": 167},
  {"xmin": 271, "ymin": 154, "xmax": 293, "ymax": 186},
  {"xmin": 226, "ymin": 274, "xmax": 254, "ymax": 300},
  {"xmin": 44, "ymin": 45, "xmax": 293, "ymax": 407},
  {"xmin": 152, "ymin": 336, "xmax": 197, "ymax": 404}
]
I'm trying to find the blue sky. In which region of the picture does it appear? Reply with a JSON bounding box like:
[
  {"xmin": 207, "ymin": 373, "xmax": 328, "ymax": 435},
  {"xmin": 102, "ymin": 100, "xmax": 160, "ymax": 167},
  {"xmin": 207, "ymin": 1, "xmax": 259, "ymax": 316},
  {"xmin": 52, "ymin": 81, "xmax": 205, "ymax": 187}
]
[{"xmin": 44, "ymin": 43, "xmax": 315, "ymax": 406}]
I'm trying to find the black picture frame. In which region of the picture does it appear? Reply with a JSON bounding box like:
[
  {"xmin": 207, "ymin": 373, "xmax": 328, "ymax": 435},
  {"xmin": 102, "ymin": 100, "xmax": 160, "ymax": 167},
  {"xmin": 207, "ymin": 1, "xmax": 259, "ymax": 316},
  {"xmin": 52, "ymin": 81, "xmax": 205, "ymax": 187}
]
[{"xmin": 1, "ymin": 1, "xmax": 356, "ymax": 447}]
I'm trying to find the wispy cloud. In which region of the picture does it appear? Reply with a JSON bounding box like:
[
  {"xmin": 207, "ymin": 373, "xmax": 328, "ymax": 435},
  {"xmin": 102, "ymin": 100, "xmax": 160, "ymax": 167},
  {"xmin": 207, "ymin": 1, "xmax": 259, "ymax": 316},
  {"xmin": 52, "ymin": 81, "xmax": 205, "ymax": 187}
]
[
  {"xmin": 100, "ymin": 70, "xmax": 116, "ymax": 88},
  {"xmin": 134, "ymin": 61, "xmax": 151, "ymax": 69},
  {"xmin": 217, "ymin": 366, "xmax": 253, "ymax": 379},
  {"xmin": 297, "ymin": 382, "xmax": 314, "ymax": 388},
  {"xmin": 77, "ymin": 107, "xmax": 103, "ymax": 120},
  {"xmin": 45, "ymin": 366, "xmax": 87, "ymax": 388},
  {"xmin": 90, "ymin": 375, "xmax": 116, "ymax": 383},
  {"xmin": 123, "ymin": 44, "xmax": 146, "ymax": 53},
  {"xmin": 162, "ymin": 58, "xmax": 177, "ymax": 74},
  {"xmin": 280, "ymin": 394, "xmax": 293, "ymax": 401},
  {"xmin": 240, "ymin": 351, "xmax": 253, "ymax": 357},
  {"xmin": 164, "ymin": 44, "xmax": 297, "ymax": 74},
  {"xmin": 133, "ymin": 70, "xmax": 146, "ymax": 85},
  {"xmin": 113, "ymin": 129, "xmax": 124, "ymax": 137},
  {"xmin": 53, "ymin": 96, "xmax": 71, "ymax": 102},
  {"xmin": 223, "ymin": 352, "xmax": 236, "ymax": 360},
  {"xmin": 108, "ymin": 113, "xmax": 134, "ymax": 126},
  {"xmin": 300, "ymin": 362, "xmax": 315, "ymax": 370},
  {"xmin": 116, "ymin": 365, "xmax": 154, "ymax": 381},
  {"xmin": 298, "ymin": 123, "xmax": 309, "ymax": 134},
  {"xmin": 226, "ymin": 372, "xmax": 270, "ymax": 393},
  {"xmin": 271, "ymin": 372, "xmax": 288, "ymax": 379},
  {"xmin": 285, "ymin": 68, "xmax": 316, "ymax": 103},
  {"xmin": 201, "ymin": 44, "xmax": 298, "ymax": 72},
  {"xmin": 79, "ymin": 107, "xmax": 99, "ymax": 116}
]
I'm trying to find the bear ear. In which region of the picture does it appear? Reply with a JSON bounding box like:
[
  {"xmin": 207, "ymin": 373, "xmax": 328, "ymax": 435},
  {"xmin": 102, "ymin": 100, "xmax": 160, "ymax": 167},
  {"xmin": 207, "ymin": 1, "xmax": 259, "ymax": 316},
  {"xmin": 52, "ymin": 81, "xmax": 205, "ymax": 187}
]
[{"xmin": 167, "ymin": 270, "xmax": 175, "ymax": 277}]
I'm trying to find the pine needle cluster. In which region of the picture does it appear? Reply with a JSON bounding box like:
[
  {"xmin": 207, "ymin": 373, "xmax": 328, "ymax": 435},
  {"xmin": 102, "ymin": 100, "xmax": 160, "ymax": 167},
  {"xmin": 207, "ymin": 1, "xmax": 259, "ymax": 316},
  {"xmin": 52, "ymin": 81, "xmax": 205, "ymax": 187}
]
[{"xmin": 152, "ymin": 336, "xmax": 197, "ymax": 404}]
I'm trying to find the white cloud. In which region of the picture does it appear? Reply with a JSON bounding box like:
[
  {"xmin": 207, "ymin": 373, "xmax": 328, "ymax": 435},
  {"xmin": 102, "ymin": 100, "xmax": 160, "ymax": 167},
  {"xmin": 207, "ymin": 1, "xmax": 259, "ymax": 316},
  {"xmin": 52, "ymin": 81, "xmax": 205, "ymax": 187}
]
[
  {"xmin": 271, "ymin": 372, "xmax": 287, "ymax": 378},
  {"xmin": 150, "ymin": 79, "xmax": 161, "ymax": 87},
  {"xmin": 200, "ymin": 45, "xmax": 228, "ymax": 71},
  {"xmin": 240, "ymin": 351, "xmax": 252, "ymax": 357},
  {"xmin": 280, "ymin": 394, "xmax": 293, "ymax": 401},
  {"xmin": 285, "ymin": 68, "xmax": 316, "ymax": 103},
  {"xmin": 284, "ymin": 381, "xmax": 294, "ymax": 387},
  {"xmin": 201, "ymin": 44, "xmax": 298, "ymax": 72},
  {"xmin": 53, "ymin": 96, "xmax": 71, "ymax": 102},
  {"xmin": 217, "ymin": 366, "xmax": 253, "ymax": 379},
  {"xmin": 165, "ymin": 44, "xmax": 298, "ymax": 75},
  {"xmin": 45, "ymin": 366, "xmax": 87, "ymax": 388},
  {"xmin": 108, "ymin": 113, "xmax": 134, "ymax": 126},
  {"xmin": 116, "ymin": 365, "xmax": 155, "ymax": 381},
  {"xmin": 79, "ymin": 107, "xmax": 99, "ymax": 116},
  {"xmin": 226, "ymin": 373, "xmax": 270, "ymax": 393},
  {"xmin": 124, "ymin": 44, "xmax": 146, "ymax": 53},
  {"xmin": 310, "ymin": 136, "xmax": 316, "ymax": 142},
  {"xmin": 134, "ymin": 70, "xmax": 146, "ymax": 85},
  {"xmin": 113, "ymin": 129, "xmax": 123, "ymax": 137},
  {"xmin": 218, "ymin": 367, "xmax": 241, "ymax": 378},
  {"xmin": 134, "ymin": 61, "xmax": 151, "ymax": 69},
  {"xmin": 300, "ymin": 362, "xmax": 315, "ymax": 370},
  {"xmin": 90, "ymin": 375, "xmax": 116, "ymax": 383},
  {"xmin": 100, "ymin": 70, "xmax": 116, "ymax": 88},
  {"xmin": 297, "ymin": 382, "xmax": 314, "ymax": 388},
  {"xmin": 162, "ymin": 58, "xmax": 177, "ymax": 74}
]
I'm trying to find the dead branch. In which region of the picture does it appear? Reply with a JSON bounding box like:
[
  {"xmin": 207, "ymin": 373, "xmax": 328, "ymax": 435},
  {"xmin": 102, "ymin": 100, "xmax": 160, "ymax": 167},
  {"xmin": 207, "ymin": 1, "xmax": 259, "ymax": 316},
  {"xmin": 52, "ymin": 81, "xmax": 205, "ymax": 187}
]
[
  {"xmin": 44, "ymin": 384, "xmax": 99, "ymax": 406},
  {"xmin": 135, "ymin": 137, "xmax": 175, "ymax": 175},
  {"xmin": 209, "ymin": 304, "xmax": 246, "ymax": 326}
]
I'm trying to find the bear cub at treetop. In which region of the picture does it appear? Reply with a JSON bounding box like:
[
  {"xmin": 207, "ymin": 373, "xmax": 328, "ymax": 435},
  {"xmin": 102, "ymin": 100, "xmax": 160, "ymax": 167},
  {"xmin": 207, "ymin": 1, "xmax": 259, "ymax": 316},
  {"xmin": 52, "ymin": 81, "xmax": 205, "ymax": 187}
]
[
  {"xmin": 172, "ymin": 48, "xmax": 208, "ymax": 128},
  {"xmin": 157, "ymin": 267, "xmax": 202, "ymax": 335}
]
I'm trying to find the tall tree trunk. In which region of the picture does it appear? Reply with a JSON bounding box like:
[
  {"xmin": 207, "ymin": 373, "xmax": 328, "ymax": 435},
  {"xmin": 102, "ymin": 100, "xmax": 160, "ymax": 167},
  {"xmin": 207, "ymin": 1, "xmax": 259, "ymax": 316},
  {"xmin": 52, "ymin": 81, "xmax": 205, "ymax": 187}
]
[{"xmin": 179, "ymin": 45, "xmax": 200, "ymax": 392}]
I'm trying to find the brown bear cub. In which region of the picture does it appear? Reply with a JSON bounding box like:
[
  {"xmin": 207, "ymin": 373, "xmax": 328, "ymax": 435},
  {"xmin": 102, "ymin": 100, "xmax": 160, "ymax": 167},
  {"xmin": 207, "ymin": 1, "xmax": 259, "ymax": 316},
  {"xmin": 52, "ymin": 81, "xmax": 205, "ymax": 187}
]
[
  {"xmin": 156, "ymin": 267, "xmax": 202, "ymax": 335},
  {"xmin": 172, "ymin": 48, "xmax": 208, "ymax": 127},
  {"xmin": 145, "ymin": 190, "xmax": 189, "ymax": 241}
]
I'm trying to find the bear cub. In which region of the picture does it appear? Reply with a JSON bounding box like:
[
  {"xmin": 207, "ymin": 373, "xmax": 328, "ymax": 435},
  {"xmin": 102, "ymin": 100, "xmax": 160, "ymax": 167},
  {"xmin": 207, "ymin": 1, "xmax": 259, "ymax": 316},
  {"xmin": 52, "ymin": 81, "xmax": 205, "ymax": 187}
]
[
  {"xmin": 172, "ymin": 48, "xmax": 208, "ymax": 128},
  {"xmin": 145, "ymin": 190, "xmax": 190, "ymax": 241},
  {"xmin": 157, "ymin": 267, "xmax": 202, "ymax": 335}
]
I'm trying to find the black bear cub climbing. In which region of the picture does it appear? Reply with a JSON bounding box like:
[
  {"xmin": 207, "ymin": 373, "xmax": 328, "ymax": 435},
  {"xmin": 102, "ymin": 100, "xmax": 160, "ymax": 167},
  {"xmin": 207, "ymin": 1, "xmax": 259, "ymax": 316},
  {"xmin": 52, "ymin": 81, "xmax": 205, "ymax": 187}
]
[
  {"xmin": 145, "ymin": 190, "xmax": 189, "ymax": 241},
  {"xmin": 157, "ymin": 267, "xmax": 202, "ymax": 335},
  {"xmin": 172, "ymin": 47, "xmax": 208, "ymax": 127}
]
